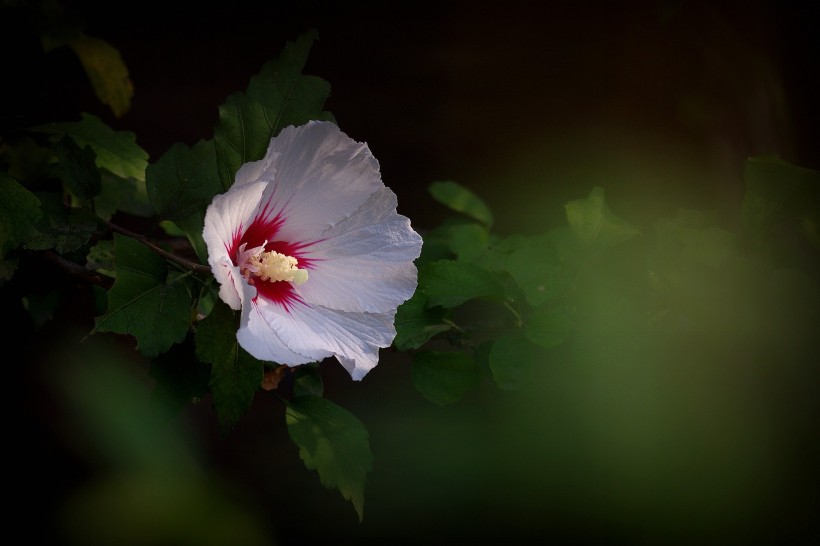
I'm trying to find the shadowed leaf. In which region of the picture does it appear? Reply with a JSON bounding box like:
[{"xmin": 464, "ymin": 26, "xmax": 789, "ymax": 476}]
[
  {"xmin": 93, "ymin": 233, "xmax": 193, "ymax": 357},
  {"xmin": 411, "ymin": 350, "xmax": 480, "ymax": 405},
  {"xmin": 0, "ymin": 172, "xmax": 42, "ymax": 259},
  {"xmin": 30, "ymin": 113, "xmax": 149, "ymax": 181},
  {"xmin": 195, "ymin": 299, "xmax": 263, "ymax": 435},
  {"xmin": 565, "ymin": 186, "xmax": 640, "ymax": 247},
  {"xmin": 214, "ymin": 30, "xmax": 332, "ymax": 189},
  {"xmin": 420, "ymin": 259, "xmax": 504, "ymax": 308},
  {"xmin": 147, "ymin": 139, "xmax": 222, "ymax": 221},
  {"xmin": 286, "ymin": 394, "xmax": 373, "ymax": 521},
  {"xmin": 429, "ymin": 180, "xmax": 493, "ymax": 227},
  {"xmin": 489, "ymin": 335, "xmax": 540, "ymax": 390},
  {"xmin": 394, "ymin": 290, "xmax": 451, "ymax": 350}
]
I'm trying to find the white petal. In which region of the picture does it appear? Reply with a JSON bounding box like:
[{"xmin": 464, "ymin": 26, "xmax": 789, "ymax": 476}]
[
  {"xmin": 242, "ymin": 298, "xmax": 397, "ymax": 380},
  {"xmin": 236, "ymin": 121, "xmax": 385, "ymax": 241},
  {"xmin": 214, "ymin": 257, "xmax": 245, "ymax": 311},
  {"xmin": 202, "ymin": 181, "xmax": 268, "ymax": 309},
  {"xmin": 234, "ymin": 150, "xmax": 279, "ymax": 188},
  {"xmin": 300, "ymin": 187, "xmax": 423, "ymax": 313},
  {"xmin": 237, "ymin": 295, "xmax": 332, "ymax": 364}
]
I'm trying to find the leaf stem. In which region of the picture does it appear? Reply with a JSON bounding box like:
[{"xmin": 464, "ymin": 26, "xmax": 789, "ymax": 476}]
[
  {"xmin": 37, "ymin": 250, "xmax": 113, "ymax": 289},
  {"xmin": 442, "ymin": 317, "xmax": 465, "ymax": 333},
  {"xmin": 503, "ymin": 300, "xmax": 523, "ymax": 328},
  {"xmin": 108, "ymin": 222, "xmax": 212, "ymax": 274}
]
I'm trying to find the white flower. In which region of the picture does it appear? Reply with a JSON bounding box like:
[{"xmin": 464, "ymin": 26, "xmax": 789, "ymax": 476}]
[{"xmin": 202, "ymin": 121, "xmax": 423, "ymax": 380}]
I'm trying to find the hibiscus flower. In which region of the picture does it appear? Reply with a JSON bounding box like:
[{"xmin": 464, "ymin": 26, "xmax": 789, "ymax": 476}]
[{"xmin": 202, "ymin": 120, "xmax": 423, "ymax": 380}]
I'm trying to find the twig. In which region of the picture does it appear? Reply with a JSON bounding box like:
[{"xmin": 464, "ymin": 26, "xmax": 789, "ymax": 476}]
[
  {"xmin": 108, "ymin": 222, "xmax": 212, "ymax": 274},
  {"xmin": 38, "ymin": 250, "xmax": 113, "ymax": 289}
]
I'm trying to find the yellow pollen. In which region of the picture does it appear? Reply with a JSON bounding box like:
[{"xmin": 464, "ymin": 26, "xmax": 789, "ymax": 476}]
[{"xmin": 249, "ymin": 250, "xmax": 309, "ymax": 285}]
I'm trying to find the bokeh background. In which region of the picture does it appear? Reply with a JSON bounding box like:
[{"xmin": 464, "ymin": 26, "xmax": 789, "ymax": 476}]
[{"xmin": 7, "ymin": 0, "xmax": 819, "ymax": 544}]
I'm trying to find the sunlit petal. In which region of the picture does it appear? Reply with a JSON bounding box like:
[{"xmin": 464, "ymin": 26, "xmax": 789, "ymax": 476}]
[
  {"xmin": 203, "ymin": 181, "xmax": 267, "ymax": 309},
  {"xmin": 203, "ymin": 121, "xmax": 421, "ymax": 380},
  {"xmin": 300, "ymin": 188, "xmax": 422, "ymax": 312}
]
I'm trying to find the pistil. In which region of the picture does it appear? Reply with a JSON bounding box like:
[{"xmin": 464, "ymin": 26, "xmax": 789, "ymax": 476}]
[{"xmin": 238, "ymin": 242, "xmax": 308, "ymax": 285}]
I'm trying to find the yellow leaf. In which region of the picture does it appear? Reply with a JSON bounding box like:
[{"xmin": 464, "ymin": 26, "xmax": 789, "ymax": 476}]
[{"xmin": 68, "ymin": 34, "xmax": 134, "ymax": 118}]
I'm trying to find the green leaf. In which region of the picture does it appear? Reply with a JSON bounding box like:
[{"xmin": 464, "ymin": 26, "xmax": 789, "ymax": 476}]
[
  {"xmin": 93, "ymin": 233, "xmax": 193, "ymax": 357},
  {"xmin": 428, "ymin": 180, "xmax": 493, "ymax": 227},
  {"xmin": 150, "ymin": 338, "xmax": 210, "ymax": 417},
  {"xmin": 564, "ymin": 186, "xmax": 640, "ymax": 247},
  {"xmin": 0, "ymin": 172, "xmax": 42, "ymax": 259},
  {"xmin": 0, "ymin": 135, "xmax": 53, "ymax": 184},
  {"xmin": 286, "ymin": 394, "xmax": 373, "ymax": 521},
  {"xmin": 741, "ymin": 155, "xmax": 820, "ymax": 236},
  {"xmin": 147, "ymin": 139, "xmax": 222, "ymax": 221},
  {"xmin": 293, "ymin": 365, "xmax": 324, "ymax": 397},
  {"xmin": 447, "ymin": 222, "xmax": 490, "ymax": 262},
  {"xmin": 393, "ymin": 290, "xmax": 451, "ymax": 350},
  {"xmin": 493, "ymin": 233, "xmax": 572, "ymax": 306},
  {"xmin": 655, "ymin": 209, "xmax": 739, "ymax": 270},
  {"xmin": 86, "ymin": 239, "xmax": 115, "ymax": 278},
  {"xmin": 94, "ymin": 171, "xmax": 154, "ymax": 221},
  {"xmin": 0, "ymin": 258, "xmax": 19, "ymax": 286},
  {"xmin": 30, "ymin": 113, "xmax": 149, "ymax": 181},
  {"xmin": 23, "ymin": 207, "xmax": 98, "ymax": 254},
  {"xmin": 488, "ymin": 335, "xmax": 539, "ymax": 391},
  {"xmin": 195, "ymin": 299, "xmax": 263, "ymax": 435},
  {"xmin": 67, "ymin": 33, "xmax": 134, "ymax": 118},
  {"xmin": 411, "ymin": 350, "xmax": 480, "ymax": 406},
  {"xmin": 168, "ymin": 212, "xmax": 209, "ymax": 265},
  {"xmin": 21, "ymin": 289, "xmax": 61, "ymax": 331},
  {"xmin": 51, "ymin": 135, "xmax": 102, "ymax": 201},
  {"xmin": 416, "ymin": 219, "xmax": 463, "ymax": 264},
  {"xmin": 213, "ymin": 30, "xmax": 332, "ymax": 189},
  {"xmin": 524, "ymin": 306, "xmax": 572, "ymax": 348},
  {"xmin": 420, "ymin": 259, "xmax": 504, "ymax": 309}
]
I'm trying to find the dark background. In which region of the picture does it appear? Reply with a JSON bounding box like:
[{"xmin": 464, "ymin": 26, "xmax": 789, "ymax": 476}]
[
  {"xmin": 6, "ymin": 1, "xmax": 820, "ymax": 545},
  {"xmin": 9, "ymin": 0, "xmax": 820, "ymax": 232}
]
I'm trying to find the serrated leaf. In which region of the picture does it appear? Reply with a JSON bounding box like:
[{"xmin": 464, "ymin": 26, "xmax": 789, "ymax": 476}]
[
  {"xmin": 93, "ymin": 233, "xmax": 193, "ymax": 357},
  {"xmin": 286, "ymin": 394, "xmax": 372, "ymax": 521},
  {"xmin": 94, "ymin": 170, "xmax": 154, "ymax": 221},
  {"xmin": 741, "ymin": 155, "xmax": 820, "ymax": 236},
  {"xmin": 428, "ymin": 181, "xmax": 493, "ymax": 227},
  {"xmin": 147, "ymin": 139, "xmax": 222, "ymax": 221},
  {"xmin": 420, "ymin": 259, "xmax": 504, "ymax": 308},
  {"xmin": 393, "ymin": 290, "xmax": 451, "ymax": 350},
  {"xmin": 488, "ymin": 335, "xmax": 539, "ymax": 391},
  {"xmin": 0, "ymin": 172, "xmax": 42, "ymax": 259},
  {"xmin": 23, "ymin": 207, "xmax": 98, "ymax": 254},
  {"xmin": 565, "ymin": 187, "xmax": 640, "ymax": 247},
  {"xmin": 214, "ymin": 30, "xmax": 332, "ymax": 189},
  {"xmin": 86, "ymin": 239, "xmax": 115, "ymax": 278},
  {"xmin": 51, "ymin": 135, "xmax": 101, "ymax": 201},
  {"xmin": 30, "ymin": 113, "xmax": 149, "ymax": 181},
  {"xmin": 524, "ymin": 306, "xmax": 572, "ymax": 348},
  {"xmin": 68, "ymin": 33, "xmax": 133, "ymax": 118},
  {"xmin": 195, "ymin": 299, "xmax": 263, "ymax": 435},
  {"xmin": 411, "ymin": 350, "xmax": 480, "ymax": 406}
]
